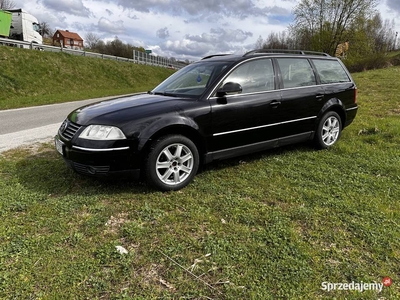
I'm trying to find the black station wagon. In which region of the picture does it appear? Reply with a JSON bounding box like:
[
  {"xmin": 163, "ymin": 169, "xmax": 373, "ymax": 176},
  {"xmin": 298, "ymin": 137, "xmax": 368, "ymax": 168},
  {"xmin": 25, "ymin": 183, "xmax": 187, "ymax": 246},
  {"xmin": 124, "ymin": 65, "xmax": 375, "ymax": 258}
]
[{"xmin": 55, "ymin": 49, "xmax": 358, "ymax": 191}]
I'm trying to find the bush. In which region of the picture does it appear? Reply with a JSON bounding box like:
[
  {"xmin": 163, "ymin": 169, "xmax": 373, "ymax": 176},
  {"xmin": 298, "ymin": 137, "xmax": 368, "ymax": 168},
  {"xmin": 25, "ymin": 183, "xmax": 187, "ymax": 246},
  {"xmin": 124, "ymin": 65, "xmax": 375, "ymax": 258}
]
[
  {"xmin": 344, "ymin": 53, "xmax": 390, "ymax": 72},
  {"xmin": 389, "ymin": 55, "xmax": 400, "ymax": 66}
]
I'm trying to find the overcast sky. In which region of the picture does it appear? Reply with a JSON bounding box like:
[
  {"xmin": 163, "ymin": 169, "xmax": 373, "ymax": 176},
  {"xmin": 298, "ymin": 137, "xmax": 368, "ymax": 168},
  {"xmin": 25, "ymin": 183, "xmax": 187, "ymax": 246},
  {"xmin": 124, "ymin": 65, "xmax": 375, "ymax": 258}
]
[{"xmin": 13, "ymin": 0, "xmax": 400, "ymax": 61}]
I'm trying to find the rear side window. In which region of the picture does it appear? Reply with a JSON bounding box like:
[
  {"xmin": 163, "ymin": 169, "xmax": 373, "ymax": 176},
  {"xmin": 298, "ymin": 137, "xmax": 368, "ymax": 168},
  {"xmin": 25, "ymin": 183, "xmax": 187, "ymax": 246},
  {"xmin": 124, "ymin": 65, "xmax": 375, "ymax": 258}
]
[
  {"xmin": 277, "ymin": 58, "xmax": 316, "ymax": 89},
  {"xmin": 312, "ymin": 59, "xmax": 351, "ymax": 84}
]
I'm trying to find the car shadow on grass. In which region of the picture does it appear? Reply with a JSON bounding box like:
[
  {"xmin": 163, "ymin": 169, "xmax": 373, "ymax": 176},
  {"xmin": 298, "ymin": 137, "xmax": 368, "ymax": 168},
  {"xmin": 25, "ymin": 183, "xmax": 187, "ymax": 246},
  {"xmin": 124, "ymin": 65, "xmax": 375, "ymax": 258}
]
[
  {"xmin": 14, "ymin": 142, "xmax": 317, "ymax": 196},
  {"xmin": 14, "ymin": 145, "xmax": 149, "ymax": 197}
]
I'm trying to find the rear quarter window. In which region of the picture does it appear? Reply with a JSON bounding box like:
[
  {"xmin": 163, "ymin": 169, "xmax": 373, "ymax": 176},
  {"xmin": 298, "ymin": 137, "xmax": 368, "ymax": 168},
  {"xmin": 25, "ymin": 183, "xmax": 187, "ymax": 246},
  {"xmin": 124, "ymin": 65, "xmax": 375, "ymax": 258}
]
[{"xmin": 312, "ymin": 59, "xmax": 351, "ymax": 84}]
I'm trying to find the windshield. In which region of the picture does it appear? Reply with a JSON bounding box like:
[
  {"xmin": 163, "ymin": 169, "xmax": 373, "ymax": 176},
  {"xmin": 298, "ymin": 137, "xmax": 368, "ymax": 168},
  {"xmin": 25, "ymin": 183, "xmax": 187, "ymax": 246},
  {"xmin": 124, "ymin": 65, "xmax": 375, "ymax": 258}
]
[
  {"xmin": 152, "ymin": 61, "xmax": 230, "ymax": 97},
  {"xmin": 33, "ymin": 23, "xmax": 41, "ymax": 33}
]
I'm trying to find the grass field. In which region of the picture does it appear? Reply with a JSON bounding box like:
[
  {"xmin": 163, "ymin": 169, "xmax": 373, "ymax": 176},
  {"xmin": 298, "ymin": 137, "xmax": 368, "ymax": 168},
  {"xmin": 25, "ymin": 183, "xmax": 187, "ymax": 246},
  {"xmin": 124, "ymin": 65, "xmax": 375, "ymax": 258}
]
[
  {"xmin": 0, "ymin": 47, "xmax": 174, "ymax": 110},
  {"xmin": 0, "ymin": 54, "xmax": 399, "ymax": 298}
]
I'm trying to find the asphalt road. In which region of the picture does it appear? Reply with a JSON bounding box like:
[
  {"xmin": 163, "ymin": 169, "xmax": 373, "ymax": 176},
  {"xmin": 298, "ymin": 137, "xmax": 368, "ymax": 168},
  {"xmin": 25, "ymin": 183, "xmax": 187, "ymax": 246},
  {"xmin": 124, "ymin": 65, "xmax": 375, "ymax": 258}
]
[{"xmin": 0, "ymin": 94, "xmax": 134, "ymax": 153}]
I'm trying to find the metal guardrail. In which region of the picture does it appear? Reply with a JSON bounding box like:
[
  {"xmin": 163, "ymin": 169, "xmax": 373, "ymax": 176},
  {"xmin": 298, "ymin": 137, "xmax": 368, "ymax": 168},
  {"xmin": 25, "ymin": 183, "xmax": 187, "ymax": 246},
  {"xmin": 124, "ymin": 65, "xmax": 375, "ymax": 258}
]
[
  {"xmin": 133, "ymin": 50, "xmax": 187, "ymax": 69},
  {"xmin": 0, "ymin": 37, "xmax": 186, "ymax": 69}
]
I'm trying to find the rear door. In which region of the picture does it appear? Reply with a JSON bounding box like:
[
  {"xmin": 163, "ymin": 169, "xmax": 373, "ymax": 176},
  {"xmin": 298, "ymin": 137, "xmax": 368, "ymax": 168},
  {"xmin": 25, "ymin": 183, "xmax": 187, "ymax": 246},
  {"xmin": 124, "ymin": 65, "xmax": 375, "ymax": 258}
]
[{"xmin": 275, "ymin": 57, "xmax": 325, "ymax": 139}]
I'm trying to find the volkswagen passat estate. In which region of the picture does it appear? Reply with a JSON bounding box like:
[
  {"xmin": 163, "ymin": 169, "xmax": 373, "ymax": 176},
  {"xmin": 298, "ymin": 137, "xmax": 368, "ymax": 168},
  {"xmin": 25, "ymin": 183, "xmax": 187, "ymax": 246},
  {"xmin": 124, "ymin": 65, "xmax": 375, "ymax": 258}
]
[{"xmin": 55, "ymin": 49, "xmax": 358, "ymax": 191}]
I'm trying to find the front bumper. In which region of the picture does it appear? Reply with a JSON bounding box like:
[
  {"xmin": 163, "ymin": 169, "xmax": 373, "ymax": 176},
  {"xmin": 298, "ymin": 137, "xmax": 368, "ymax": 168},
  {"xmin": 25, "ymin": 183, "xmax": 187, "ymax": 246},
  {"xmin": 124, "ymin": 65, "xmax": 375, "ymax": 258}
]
[{"xmin": 55, "ymin": 135, "xmax": 141, "ymax": 178}]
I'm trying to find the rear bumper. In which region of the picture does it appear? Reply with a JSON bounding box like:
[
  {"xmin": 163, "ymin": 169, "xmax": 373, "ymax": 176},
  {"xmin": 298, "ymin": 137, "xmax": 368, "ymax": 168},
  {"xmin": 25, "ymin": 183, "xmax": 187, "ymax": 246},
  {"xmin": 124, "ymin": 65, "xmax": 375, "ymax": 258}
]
[{"xmin": 345, "ymin": 106, "xmax": 358, "ymax": 127}]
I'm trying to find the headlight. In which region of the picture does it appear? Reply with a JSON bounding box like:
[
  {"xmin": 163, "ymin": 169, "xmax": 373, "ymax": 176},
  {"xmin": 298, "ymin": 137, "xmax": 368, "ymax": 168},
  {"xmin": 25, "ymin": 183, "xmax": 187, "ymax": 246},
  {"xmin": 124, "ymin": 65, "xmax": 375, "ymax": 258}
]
[{"xmin": 79, "ymin": 125, "xmax": 126, "ymax": 140}]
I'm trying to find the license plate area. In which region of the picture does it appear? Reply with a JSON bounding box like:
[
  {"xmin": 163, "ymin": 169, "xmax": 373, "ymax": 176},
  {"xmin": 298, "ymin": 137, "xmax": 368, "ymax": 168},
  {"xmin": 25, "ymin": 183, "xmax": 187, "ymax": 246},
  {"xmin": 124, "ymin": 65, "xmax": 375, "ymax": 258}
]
[{"xmin": 55, "ymin": 138, "xmax": 64, "ymax": 156}]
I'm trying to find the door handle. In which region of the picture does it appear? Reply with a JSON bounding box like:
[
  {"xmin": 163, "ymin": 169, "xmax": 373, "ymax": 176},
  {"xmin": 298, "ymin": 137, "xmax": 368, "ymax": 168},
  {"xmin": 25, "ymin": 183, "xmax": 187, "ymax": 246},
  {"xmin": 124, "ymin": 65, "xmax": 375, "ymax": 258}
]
[
  {"xmin": 270, "ymin": 100, "xmax": 281, "ymax": 107},
  {"xmin": 316, "ymin": 95, "xmax": 324, "ymax": 100}
]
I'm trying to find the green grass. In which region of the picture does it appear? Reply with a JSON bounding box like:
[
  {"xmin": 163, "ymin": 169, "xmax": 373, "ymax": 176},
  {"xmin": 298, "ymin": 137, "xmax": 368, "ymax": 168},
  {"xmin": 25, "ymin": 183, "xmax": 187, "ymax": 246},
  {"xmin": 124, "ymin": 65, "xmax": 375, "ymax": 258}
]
[
  {"xmin": 387, "ymin": 49, "xmax": 400, "ymax": 58},
  {"xmin": 0, "ymin": 64, "xmax": 399, "ymax": 297},
  {"xmin": 0, "ymin": 46, "xmax": 174, "ymax": 110}
]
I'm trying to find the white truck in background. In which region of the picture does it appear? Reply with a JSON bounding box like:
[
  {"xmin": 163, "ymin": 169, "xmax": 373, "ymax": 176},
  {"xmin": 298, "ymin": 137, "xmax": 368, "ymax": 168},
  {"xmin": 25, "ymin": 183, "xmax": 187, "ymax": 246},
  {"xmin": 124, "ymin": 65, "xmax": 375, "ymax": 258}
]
[{"xmin": 0, "ymin": 9, "xmax": 42, "ymax": 46}]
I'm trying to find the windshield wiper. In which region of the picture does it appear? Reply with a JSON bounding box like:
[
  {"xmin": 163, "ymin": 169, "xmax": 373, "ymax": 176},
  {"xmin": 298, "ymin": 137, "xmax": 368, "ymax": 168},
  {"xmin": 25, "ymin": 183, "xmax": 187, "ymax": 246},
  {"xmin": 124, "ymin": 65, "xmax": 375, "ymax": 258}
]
[{"xmin": 152, "ymin": 91, "xmax": 177, "ymax": 97}]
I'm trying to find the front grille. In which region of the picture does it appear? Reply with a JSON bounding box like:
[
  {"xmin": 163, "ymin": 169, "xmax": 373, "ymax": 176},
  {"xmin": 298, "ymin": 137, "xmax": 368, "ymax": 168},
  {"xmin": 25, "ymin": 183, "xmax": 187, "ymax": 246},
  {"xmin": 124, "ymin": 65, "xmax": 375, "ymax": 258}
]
[
  {"xmin": 72, "ymin": 162, "xmax": 110, "ymax": 175},
  {"xmin": 59, "ymin": 120, "xmax": 81, "ymax": 140}
]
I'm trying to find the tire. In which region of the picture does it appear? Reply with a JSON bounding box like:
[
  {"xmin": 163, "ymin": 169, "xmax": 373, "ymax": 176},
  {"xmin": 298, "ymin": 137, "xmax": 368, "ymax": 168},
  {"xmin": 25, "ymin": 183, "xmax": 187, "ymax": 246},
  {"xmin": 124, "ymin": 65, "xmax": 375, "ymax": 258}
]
[
  {"xmin": 314, "ymin": 111, "xmax": 342, "ymax": 149},
  {"xmin": 145, "ymin": 135, "xmax": 199, "ymax": 191}
]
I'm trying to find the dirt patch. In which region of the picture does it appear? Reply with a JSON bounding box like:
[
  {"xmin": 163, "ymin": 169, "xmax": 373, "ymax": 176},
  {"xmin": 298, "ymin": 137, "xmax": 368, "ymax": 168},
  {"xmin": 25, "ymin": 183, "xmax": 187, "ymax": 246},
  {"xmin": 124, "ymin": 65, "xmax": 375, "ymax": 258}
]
[{"xmin": 104, "ymin": 213, "xmax": 130, "ymax": 234}]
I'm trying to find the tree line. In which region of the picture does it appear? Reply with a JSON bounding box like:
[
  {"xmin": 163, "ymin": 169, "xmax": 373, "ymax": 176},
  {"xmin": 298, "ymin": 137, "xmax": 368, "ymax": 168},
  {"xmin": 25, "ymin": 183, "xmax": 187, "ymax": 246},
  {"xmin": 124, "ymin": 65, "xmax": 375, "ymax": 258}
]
[
  {"xmin": 39, "ymin": 27, "xmax": 146, "ymax": 59},
  {"xmin": 84, "ymin": 33, "xmax": 146, "ymax": 58},
  {"xmin": 3, "ymin": 0, "xmax": 398, "ymax": 68},
  {"xmin": 0, "ymin": 0, "xmax": 14, "ymax": 10},
  {"xmin": 256, "ymin": 0, "xmax": 398, "ymax": 71}
]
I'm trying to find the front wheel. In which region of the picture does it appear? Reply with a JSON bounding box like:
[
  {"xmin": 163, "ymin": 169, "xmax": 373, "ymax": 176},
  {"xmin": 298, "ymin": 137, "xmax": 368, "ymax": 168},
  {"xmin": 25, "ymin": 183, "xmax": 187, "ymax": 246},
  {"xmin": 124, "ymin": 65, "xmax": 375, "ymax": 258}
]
[
  {"xmin": 145, "ymin": 135, "xmax": 199, "ymax": 191},
  {"xmin": 314, "ymin": 111, "xmax": 342, "ymax": 149}
]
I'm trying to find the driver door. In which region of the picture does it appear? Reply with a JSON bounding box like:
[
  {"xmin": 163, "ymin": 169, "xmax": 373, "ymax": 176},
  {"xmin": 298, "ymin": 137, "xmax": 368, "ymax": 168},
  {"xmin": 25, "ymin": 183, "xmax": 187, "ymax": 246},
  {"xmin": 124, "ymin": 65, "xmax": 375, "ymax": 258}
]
[{"xmin": 209, "ymin": 58, "xmax": 283, "ymax": 157}]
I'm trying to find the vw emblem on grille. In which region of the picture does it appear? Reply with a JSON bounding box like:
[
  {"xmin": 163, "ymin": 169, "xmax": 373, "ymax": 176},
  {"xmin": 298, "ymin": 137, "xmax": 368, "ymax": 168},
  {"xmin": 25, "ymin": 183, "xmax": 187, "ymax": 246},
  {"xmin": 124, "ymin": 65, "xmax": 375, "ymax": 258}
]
[{"xmin": 60, "ymin": 120, "xmax": 68, "ymax": 133}]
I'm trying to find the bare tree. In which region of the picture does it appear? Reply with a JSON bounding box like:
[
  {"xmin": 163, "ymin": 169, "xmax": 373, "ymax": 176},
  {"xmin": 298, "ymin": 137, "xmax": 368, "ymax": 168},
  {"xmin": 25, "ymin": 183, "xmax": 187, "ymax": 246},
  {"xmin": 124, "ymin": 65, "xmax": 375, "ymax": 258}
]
[
  {"xmin": 39, "ymin": 22, "xmax": 54, "ymax": 38},
  {"xmin": 84, "ymin": 32, "xmax": 100, "ymax": 49},
  {"xmin": 254, "ymin": 35, "xmax": 264, "ymax": 49},
  {"xmin": 292, "ymin": 0, "xmax": 379, "ymax": 55},
  {"xmin": 0, "ymin": 0, "xmax": 15, "ymax": 9},
  {"xmin": 348, "ymin": 12, "xmax": 396, "ymax": 56},
  {"xmin": 263, "ymin": 31, "xmax": 290, "ymax": 49}
]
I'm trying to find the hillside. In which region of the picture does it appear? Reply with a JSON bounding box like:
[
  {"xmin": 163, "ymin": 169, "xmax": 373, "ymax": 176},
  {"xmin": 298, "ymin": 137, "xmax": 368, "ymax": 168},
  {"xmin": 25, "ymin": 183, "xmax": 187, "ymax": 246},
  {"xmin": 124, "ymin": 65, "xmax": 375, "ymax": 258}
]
[
  {"xmin": 2, "ymin": 46, "xmax": 399, "ymax": 111},
  {"xmin": 0, "ymin": 46, "xmax": 175, "ymax": 110}
]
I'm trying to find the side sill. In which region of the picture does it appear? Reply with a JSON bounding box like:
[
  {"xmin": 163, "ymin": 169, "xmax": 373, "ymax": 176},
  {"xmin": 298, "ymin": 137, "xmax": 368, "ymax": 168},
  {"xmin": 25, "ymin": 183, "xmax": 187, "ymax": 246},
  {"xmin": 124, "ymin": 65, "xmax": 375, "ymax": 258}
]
[
  {"xmin": 204, "ymin": 138, "xmax": 279, "ymax": 163},
  {"xmin": 279, "ymin": 132, "xmax": 313, "ymax": 147},
  {"xmin": 204, "ymin": 132, "xmax": 313, "ymax": 164}
]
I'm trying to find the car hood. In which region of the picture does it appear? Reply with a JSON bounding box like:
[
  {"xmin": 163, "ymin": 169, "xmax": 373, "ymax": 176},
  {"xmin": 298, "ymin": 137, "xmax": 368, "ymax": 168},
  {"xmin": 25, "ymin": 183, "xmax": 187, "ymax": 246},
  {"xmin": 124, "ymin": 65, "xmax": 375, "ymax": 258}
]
[{"xmin": 68, "ymin": 93, "xmax": 194, "ymax": 126}]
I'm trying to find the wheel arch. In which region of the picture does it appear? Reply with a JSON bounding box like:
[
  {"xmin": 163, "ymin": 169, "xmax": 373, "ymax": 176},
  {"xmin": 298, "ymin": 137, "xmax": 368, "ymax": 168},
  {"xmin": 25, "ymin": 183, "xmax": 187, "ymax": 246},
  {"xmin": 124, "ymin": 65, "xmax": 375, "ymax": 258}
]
[
  {"xmin": 138, "ymin": 124, "xmax": 208, "ymax": 166},
  {"xmin": 317, "ymin": 98, "xmax": 346, "ymax": 130}
]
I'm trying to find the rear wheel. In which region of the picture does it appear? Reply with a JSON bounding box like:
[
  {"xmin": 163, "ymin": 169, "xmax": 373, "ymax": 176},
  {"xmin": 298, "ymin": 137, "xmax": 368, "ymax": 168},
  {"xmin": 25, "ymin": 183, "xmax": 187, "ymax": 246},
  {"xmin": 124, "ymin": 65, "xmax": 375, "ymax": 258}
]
[
  {"xmin": 314, "ymin": 111, "xmax": 342, "ymax": 149},
  {"xmin": 145, "ymin": 135, "xmax": 199, "ymax": 191}
]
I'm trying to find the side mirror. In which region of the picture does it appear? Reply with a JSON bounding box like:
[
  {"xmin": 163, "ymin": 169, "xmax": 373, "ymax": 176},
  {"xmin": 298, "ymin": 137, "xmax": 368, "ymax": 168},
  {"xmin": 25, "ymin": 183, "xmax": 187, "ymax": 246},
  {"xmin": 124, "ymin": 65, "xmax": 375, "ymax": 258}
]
[{"xmin": 216, "ymin": 82, "xmax": 242, "ymax": 97}]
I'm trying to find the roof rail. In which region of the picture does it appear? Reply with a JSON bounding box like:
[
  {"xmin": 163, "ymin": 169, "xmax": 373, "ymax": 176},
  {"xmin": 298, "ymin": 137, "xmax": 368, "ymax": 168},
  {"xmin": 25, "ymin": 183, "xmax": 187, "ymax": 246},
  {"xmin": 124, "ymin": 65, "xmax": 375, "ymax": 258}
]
[
  {"xmin": 243, "ymin": 49, "xmax": 330, "ymax": 57},
  {"xmin": 201, "ymin": 54, "xmax": 231, "ymax": 60}
]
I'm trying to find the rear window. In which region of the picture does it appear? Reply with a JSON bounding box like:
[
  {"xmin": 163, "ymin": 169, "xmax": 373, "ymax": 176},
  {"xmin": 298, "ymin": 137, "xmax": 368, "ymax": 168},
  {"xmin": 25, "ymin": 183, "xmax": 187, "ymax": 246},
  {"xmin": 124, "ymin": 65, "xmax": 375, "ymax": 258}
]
[{"xmin": 312, "ymin": 59, "xmax": 351, "ymax": 84}]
